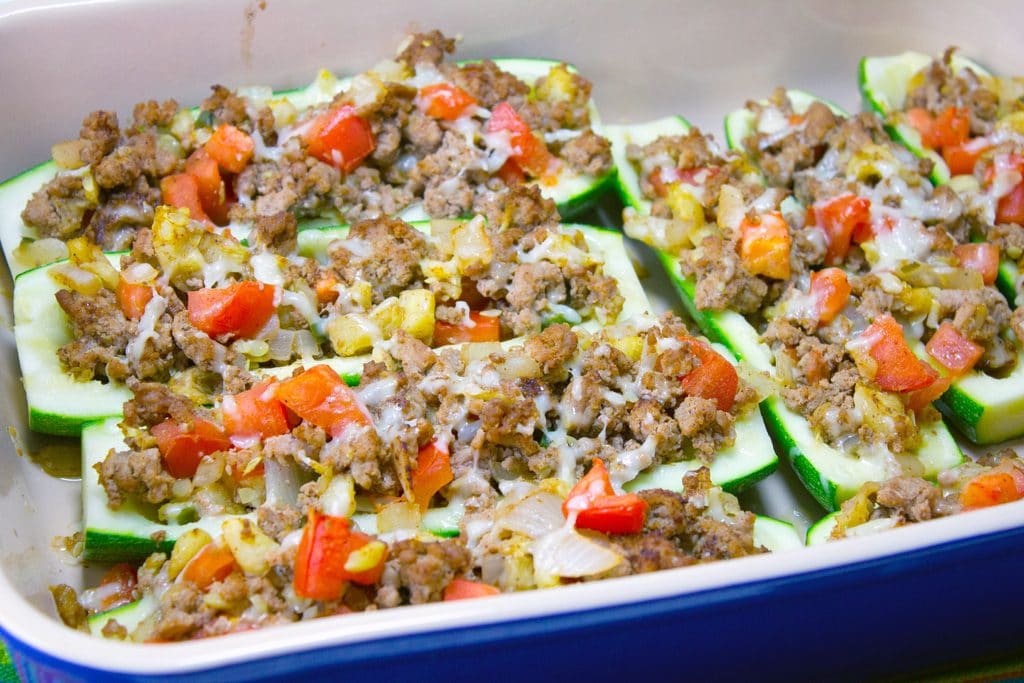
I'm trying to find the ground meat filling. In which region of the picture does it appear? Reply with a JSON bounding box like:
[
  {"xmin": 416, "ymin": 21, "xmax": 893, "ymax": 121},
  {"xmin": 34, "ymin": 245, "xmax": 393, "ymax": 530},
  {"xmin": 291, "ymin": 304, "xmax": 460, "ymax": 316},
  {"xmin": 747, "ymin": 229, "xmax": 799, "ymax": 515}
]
[
  {"xmin": 905, "ymin": 48, "xmax": 1001, "ymax": 136},
  {"xmin": 743, "ymin": 87, "xmax": 839, "ymax": 188}
]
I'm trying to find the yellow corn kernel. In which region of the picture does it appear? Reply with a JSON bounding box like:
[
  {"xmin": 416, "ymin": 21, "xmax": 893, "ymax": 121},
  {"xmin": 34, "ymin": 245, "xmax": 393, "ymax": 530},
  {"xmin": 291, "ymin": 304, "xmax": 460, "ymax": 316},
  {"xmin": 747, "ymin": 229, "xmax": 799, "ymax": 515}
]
[
  {"xmin": 221, "ymin": 518, "xmax": 279, "ymax": 576},
  {"xmin": 344, "ymin": 540, "xmax": 387, "ymax": 573},
  {"xmin": 398, "ymin": 289, "xmax": 435, "ymax": 343},
  {"xmin": 327, "ymin": 314, "xmax": 377, "ymax": 356},
  {"xmin": 167, "ymin": 528, "xmax": 213, "ymax": 581}
]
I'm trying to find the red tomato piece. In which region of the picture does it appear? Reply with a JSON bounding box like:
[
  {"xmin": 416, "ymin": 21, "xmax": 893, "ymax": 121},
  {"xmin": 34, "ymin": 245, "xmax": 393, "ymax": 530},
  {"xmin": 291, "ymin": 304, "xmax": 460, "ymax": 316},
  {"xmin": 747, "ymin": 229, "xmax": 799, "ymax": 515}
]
[
  {"xmin": 204, "ymin": 124, "xmax": 255, "ymax": 174},
  {"xmin": 575, "ymin": 493, "xmax": 649, "ymax": 535},
  {"xmin": 412, "ymin": 439, "xmax": 454, "ymax": 511},
  {"xmin": 116, "ymin": 275, "xmax": 153, "ymax": 321},
  {"xmin": 943, "ymin": 137, "xmax": 993, "ymax": 177},
  {"xmin": 486, "ymin": 102, "xmax": 558, "ymax": 178},
  {"xmin": 925, "ymin": 322, "xmax": 984, "ymax": 376},
  {"xmin": 98, "ymin": 563, "xmax": 138, "ymax": 611},
  {"xmin": 222, "ymin": 380, "xmax": 290, "ymax": 443},
  {"xmin": 152, "ymin": 417, "xmax": 233, "ymax": 479},
  {"xmin": 293, "ymin": 511, "xmax": 387, "ymax": 600},
  {"xmin": 860, "ymin": 315, "xmax": 940, "ymax": 393},
  {"xmin": 905, "ymin": 375, "xmax": 951, "ymax": 413},
  {"xmin": 443, "ymin": 578, "xmax": 501, "ymax": 601},
  {"xmin": 274, "ymin": 365, "xmax": 370, "ymax": 439},
  {"xmin": 185, "ymin": 148, "xmax": 230, "ymax": 225},
  {"xmin": 160, "ymin": 173, "xmax": 210, "ymax": 223},
  {"xmin": 496, "ymin": 158, "xmax": 526, "ymax": 186},
  {"xmin": 810, "ymin": 268, "xmax": 851, "ymax": 325},
  {"xmin": 182, "ymin": 543, "xmax": 237, "ymax": 590},
  {"xmin": 961, "ymin": 472, "xmax": 1023, "ymax": 510},
  {"xmin": 808, "ymin": 194, "xmax": 872, "ymax": 265},
  {"xmin": 304, "ymin": 105, "xmax": 375, "ymax": 173},
  {"xmin": 187, "ymin": 281, "xmax": 278, "ymax": 340},
  {"xmin": 738, "ymin": 211, "xmax": 791, "ymax": 280},
  {"xmin": 954, "ymin": 243, "xmax": 1000, "ymax": 285},
  {"xmin": 997, "ymin": 181, "xmax": 1024, "ymax": 226},
  {"xmin": 419, "ymin": 83, "xmax": 478, "ymax": 120},
  {"xmin": 907, "ymin": 106, "xmax": 969, "ymax": 150},
  {"xmin": 679, "ymin": 338, "xmax": 739, "ymax": 412},
  {"xmin": 562, "ymin": 458, "xmax": 615, "ymax": 516},
  {"xmin": 648, "ymin": 166, "xmax": 718, "ymax": 198},
  {"xmin": 433, "ymin": 311, "xmax": 501, "ymax": 346}
]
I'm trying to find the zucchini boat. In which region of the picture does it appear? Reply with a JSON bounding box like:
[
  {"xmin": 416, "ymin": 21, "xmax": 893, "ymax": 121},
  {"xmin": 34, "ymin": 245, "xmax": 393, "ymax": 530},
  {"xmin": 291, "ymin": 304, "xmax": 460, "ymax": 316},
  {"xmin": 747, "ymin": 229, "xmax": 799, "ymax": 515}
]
[
  {"xmin": 82, "ymin": 314, "xmax": 778, "ymax": 562},
  {"xmin": 858, "ymin": 50, "xmax": 1023, "ymax": 303},
  {"xmin": 14, "ymin": 220, "xmax": 647, "ymax": 437},
  {"xmin": 724, "ymin": 87, "xmax": 1024, "ymax": 446},
  {"xmin": 609, "ymin": 117, "xmax": 963, "ymax": 510},
  {"xmin": 1, "ymin": 55, "xmax": 616, "ymax": 277},
  {"xmin": 858, "ymin": 51, "xmax": 991, "ymax": 186}
]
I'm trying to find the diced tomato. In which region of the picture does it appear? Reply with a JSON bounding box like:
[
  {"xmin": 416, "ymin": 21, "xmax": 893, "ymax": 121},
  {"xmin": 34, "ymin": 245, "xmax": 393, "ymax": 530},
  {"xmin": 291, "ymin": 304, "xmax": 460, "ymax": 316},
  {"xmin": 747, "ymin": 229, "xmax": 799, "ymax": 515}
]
[
  {"xmin": 925, "ymin": 322, "xmax": 984, "ymax": 376},
  {"xmin": 443, "ymin": 578, "xmax": 501, "ymax": 601},
  {"xmin": 152, "ymin": 417, "xmax": 233, "ymax": 479},
  {"xmin": 809, "ymin": 268, "xmax": 851, "ymax": 325},
  {"xmin": 960, "ymin": 471, "xmax": 1024, "ymax": 510},
  {"xmin": 412, "ymin": 439, "xmax": 454, "ymax": 511},
  {"xmin": 222, "ymin": 380, "xmax": 290, "ymax": 443},
  {"xmin": 954, "ymin": 243, "xmax": 1000, "ymax": 285},
  {"xmin": 738, "ymin": 211, "xmax": 791, "ymax": 280},
  {"xmin": 860, "ymin": 314, "xmax": 940, "ymax": 393},
  {"xmin": 187, "ymin": 281, "xmax": 278, "ymax": 340},
  {"xmin": 274, "ymin": 365, "xmax": 370, "ymax": 439},
  {"xmin": 679, "ymin": 338, "xmax": 739, "ymax": 412},
  {"xmin": 185, "ymin": 148, "xmax": 230, "ymax": 225},
  {"xmin": 314, "ymin": 274, "xmax": 340, "ymax": 305},
  {"xmin": 907, "ymin": 106, "xmax": 969, "ymax": 150},
  {"xmin": 160, "ymin": 173, "xmax": 210, "ymax": 223},
  {"xmin": 562, "ymin": 458, "xmax": 648, "ymax": 535},
  {"xmin": 808, "ymin": 194, "xmax": 872, "ymax": 265},
  {"xmin": 204, "ymin": 124, "xmax": 255, "ymax": 174},
  {"xmin": 905, "ymin": 375, "xmax": 951, "ymax": 413},
  {"xmin": 486, "ymin": 102, "xmax": 558, "ymax": 178},
  {"xmin": 116, "ymin": 275, "xmax": 153, "ymax": 320},
  {"xmin": 304, "ymin": 105, "xmax": 375, "ymax": 173},
  {"xmin": 419, "ymin": 83, "xmax": 478, "ymax": 120},
  {"xmin": 98, "ymin": 563, "xmax": 138, "ymax": 611},
  {"xmin": 433, "ymin": 311, "xmax": 501, "ymax": 346},
  {"xmin": 293, "ymin": 511, "xmax": 387, "ymax": 600},
  {"xmin": 496, "ymin": 158, "xmax": 526, "ymax": 186},
  {"xmin": 997, "ymin": 181, "xmax": 1024, "ymax": 226},
  {"xmin": 182, "ymin": 543, "xmax": 237, "ymax": 590},
  {"xmin": 563, "ymin": 458, "xmax": 615, "ymax": 516},
  {"xmin": 943, "ymin": 137, "xmax": 994, "ymax": 176}
]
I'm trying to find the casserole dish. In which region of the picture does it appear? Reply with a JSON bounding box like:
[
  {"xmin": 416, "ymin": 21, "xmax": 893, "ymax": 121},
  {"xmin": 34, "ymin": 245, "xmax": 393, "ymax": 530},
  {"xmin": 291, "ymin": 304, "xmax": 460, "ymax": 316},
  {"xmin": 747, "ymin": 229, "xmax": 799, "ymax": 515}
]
[{"xmin": 2, "ymin": 0, "xmax": 1024, "ymax": 680}]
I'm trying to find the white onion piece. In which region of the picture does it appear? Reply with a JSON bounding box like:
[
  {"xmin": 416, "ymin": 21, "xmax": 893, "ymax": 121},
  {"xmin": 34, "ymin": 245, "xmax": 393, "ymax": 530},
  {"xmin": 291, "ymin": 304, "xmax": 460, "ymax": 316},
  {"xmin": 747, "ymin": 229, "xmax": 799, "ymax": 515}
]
[
  {"xmin": 320, "ymin": 475, "xmax": 356, "ymax": 517},
  {"xmin": 267, "ymin": 329, "xmax": 296, "ymax": 361},
  {"xmin": 121, "ymin": 261, "xmax": 159, "ymax": 284},
  {"xmin": 264, "ymin": 457, "xmax": 304, "ymax": 507},
  {"xmin": 295, "ymin": 329, "xmax": 320, "ymax": 358},
  {"xmin": 531, "ymin": 525, "xmax": 622, "ymax": 579},
  {"xmin": 498, "ymin": 491, "xmax": 565, "ymax": 539}
]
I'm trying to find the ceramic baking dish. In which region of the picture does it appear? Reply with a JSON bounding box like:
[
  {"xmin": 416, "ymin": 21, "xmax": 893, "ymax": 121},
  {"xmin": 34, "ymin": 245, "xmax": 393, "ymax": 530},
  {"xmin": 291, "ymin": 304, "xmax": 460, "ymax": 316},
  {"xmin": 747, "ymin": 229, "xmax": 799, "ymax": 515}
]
[{"xmin": 1, "ymin": 0, "xmax": 1023, "ymax": 680}]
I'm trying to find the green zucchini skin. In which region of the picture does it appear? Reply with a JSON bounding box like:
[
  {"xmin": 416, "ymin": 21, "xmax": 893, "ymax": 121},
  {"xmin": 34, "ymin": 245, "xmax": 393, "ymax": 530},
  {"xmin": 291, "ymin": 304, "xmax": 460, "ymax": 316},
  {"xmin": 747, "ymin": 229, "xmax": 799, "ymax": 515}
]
[{"xmin": 15, "ymin": 222, "xmax": 647, "ymax": 437}]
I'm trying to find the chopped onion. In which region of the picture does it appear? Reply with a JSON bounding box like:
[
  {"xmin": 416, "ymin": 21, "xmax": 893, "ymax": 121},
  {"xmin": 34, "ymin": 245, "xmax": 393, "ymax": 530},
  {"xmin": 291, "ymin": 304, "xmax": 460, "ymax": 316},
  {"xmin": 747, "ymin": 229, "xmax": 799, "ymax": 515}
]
[
  {"xmin": 497, "ymin": 490, "xmax": 564, "ymax": 539},
  {"xmin": 264, "ymin": 457, "xmax": 304, "ymax": 507},
  {"xmin": 193, "ymin": 455, "xmax": 224, "ymax": 488},
  {"xmin": 50, "ymin": 263, "xmax": 102, "ymax": 295},
  {"xmin": 14, "ymin": 237, "xmax": 68, "ymax": 268},
  {"xmin": 267, "ymin": 329, "xmax": 296, "ymax": 362},
  {"xmin": 377, "ymin": 500, "xmax": 422, "ymax": 533},
  {"xmin": 295, "ymin": 329, "xmax": 320, "ymax": 358},
  {"xmin": 531, "ymin": 525, "xmax": 622, "ymax": 580},
  {"xmin": 121, "ymin": 262, "xmax": 159, "ymax": 284},
  {"xmin": 51, "ymin": 139, "xmax": 87, "ymax": 170},
  {"xmin": 320, "ymin": 475, "xmax": 356, "ymax": 517}
]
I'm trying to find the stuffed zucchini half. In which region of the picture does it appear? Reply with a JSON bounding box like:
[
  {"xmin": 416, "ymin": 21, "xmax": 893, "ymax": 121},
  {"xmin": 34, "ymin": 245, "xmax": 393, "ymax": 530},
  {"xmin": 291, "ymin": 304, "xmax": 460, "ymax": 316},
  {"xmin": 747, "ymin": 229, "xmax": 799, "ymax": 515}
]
[
  {"xmin": 608, "ymin": 116, "xmax": 962, "ymax": 511},
  {"xmin": 14, "ymin": 214, "xmax": 648, "ymax": 437},
  {"xmin": 859, "ymin": 50, "xmax": 1024, "ymax": 305},
  {"xmin": 1, "ymin": 41, "xmax": 617, "ymax": 278},
  {"xmin": 82, "ymin": 312, "xmax": 780, "ymax": 562},
  {"xmin": 723, "ymin": 87, "xmax": 1024, "ymax": 446},
  {"xmin": 806, "ymin": 449, "xmax": 1024, "ymax": 545}
]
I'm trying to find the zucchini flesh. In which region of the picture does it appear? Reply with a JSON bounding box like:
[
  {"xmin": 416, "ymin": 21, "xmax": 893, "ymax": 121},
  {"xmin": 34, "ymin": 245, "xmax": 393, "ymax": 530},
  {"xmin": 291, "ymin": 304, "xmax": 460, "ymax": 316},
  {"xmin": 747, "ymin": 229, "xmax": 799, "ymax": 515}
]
[
  {"xmin": 0, "ymin": 59, "xmax": 613, "ymax": 277},
  {"xmin": 609, "ymin": 120, "xmax": 963, "ymax": 510},
  {"xmin": 14, "ymin": 222, "xmax": 648, "ymax": 437}
]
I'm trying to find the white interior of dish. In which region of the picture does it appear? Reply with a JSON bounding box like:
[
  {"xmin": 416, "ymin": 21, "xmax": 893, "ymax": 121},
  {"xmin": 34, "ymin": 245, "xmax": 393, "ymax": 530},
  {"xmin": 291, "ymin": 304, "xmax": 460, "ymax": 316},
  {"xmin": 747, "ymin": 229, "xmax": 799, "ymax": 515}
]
[{"xmin": 1, "ymin": 0, "xmax": 1023, "ymax": 674}]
